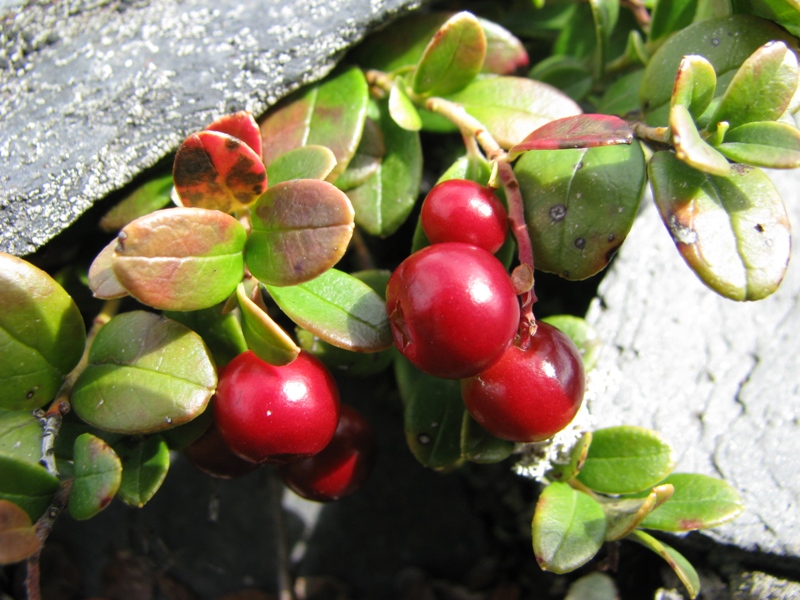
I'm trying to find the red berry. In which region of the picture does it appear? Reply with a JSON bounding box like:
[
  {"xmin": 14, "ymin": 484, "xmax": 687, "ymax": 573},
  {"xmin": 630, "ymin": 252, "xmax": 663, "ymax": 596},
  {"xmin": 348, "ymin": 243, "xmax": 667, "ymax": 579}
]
[
  {"xmin": 421, "ymin": 179, "xmax": 508, "ymax": 254},
  {"xmin": 386, "ymin": 242, "xmax": 520, "ymax": 379},
  {"xmin": 279, "ymin": 405, "xmax": 376, "ymax": 502},
  {"xmin": 214, "ymin": 350, "xmax": 341, "ymax": 464},
  {"xmin": 461, "ymin": 322, "xmax": 585, "ymax": 443},
  {"xmin": 184, "ymin": 420, "xmax": 260, "ymax": 479}
]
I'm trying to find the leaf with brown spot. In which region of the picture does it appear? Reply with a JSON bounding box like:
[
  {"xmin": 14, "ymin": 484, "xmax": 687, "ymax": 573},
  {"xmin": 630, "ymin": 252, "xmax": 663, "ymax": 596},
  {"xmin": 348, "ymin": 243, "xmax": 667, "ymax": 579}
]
[
  {"xmin": 0, "ymin": 499, "xmax": 40, "ymax": 565},
  {"xmin": 112, "ymin": 207, "xmax": 246, "ymax": 311},
  {"xmin": 206, "ymin": 111, "xmax": 263, "ymax": 158},
  {"xmin": 173, "ymin": 131, "xmax": 267, "ymax": 213},
  {"xmin": 245, "ymin": 180, "xmax": 354, "ymax": 287},
  {"xmin": 69, "ymin": 433, "xmax": 122, "ymax": 520},
  {"xmin": 508, "ymin": 114, "xmax": 633, "ymax": 158}
]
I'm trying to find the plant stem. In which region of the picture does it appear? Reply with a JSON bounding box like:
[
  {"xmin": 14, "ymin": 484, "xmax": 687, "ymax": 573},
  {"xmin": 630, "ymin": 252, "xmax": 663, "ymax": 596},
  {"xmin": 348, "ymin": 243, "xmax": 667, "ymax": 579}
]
[{"xmin": 631, "ymin": 122, "xmax": 671, "ymax": 145}]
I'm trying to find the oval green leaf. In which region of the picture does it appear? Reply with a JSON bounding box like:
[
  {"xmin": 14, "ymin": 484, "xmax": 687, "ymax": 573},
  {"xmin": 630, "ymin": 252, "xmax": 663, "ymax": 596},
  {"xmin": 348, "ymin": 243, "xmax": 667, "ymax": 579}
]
[
  {"xmin": 245, "ymin": 179, "xmax": 354, "ymax": 287},
  {"xmin": 395, "ymin": 356, "xmax": 465, "ymax": 471},
  {"xmin": 163, "ymin": 304, "xmax": 247, "ymax": 370},
  {"xmin": 460, "ymin": 412, "xmax": 515, "ymax": 464},
  {"xmin": 541, "ymin": 316, "xmax": 602, "ymax": 372},
  {"xmin": 649, "ymin": 151, "xmax": 791, "ymax": 300},
  {"xmin": 628, "ymin": 530, "xmax": 701, "ymax": 599},
  {"xmin": 334, "ymin": 117, "xmax": 386, "ymax": 192},
  {"xmin": 99, "ymin": 172, "xmax": 174, "ymax": 232},
  {"xmin": 112, "ymin": 207, "xmax": 246, "ymax": 311},
  {"xmin": 639, "ymin": 473, "xmax": 744, "ymax": 531},
  {"xmin": 601, "ymin": 484, "xmax": 674, "ymax": 541},
  {"xmin": 115, "ymin": 435, "xmax": 170, "ymax": 508},
  {"xmin": 649, "ymin": 0, "xmax": 700, "ymax": 42},
  {"xmin": 545, "ymin": 431, "xmax": 593, "ymax": 482},
  {"xmin": 411, "ymin": 11, "xmax": 486, "ymax": 97},
  {"xmin": 515, "ymin": 141, "xmax": 646, "ymax": 280},
  {"xmin": 577, "ymin": 426, "xmax": 676, "ymax": 494},
  {"xmin": 509, "ymin": 115, "xmax": 633, "ymax": 158},
  {"xmin": 259, "ymin": 66, "xmax": 368, "ymax": 182},
  {"xmin": 532, "ymin": 482, "xmax": 607, "ymax": 574},
  {"xmin": 672, "ymin": 55, "xmax": 717, "ymax": 119},
  {"xmin": 0, "ymin": 454, "xmax": 59, "ymax": 520},
  {"xmin": 0, "ymin": 253, "xmax": 86, "ymax": 411},
  {"xmin": 296, "ymin": 328, "xmax": 394, "ymax": 378},
  {"xmin": 596, "ymin": 69, "xmax": 645, "ymax": 117},
  {"xmin": 69, "ymin": 433, "xmax": 122, "ymax": 520},
  {"xmin": 529, "ymin": 55, "xmax": 593, "ymax": 103},
  {"xmin": 0, "ymin": 409, "xmax": 43, "ymax": 465},
  {"xmin": 717, "ymin": 120, "xmax": 800, "ymax": 168},
  {"xmin": 389, "ymin": 77, "xmax": 422, "ymax": 131},
  {"xmin": 71, "ymin": 311, "xmax": 217, "ymax": 435},
  {"xmin": 733, "ymin": 0, "xmax": 800, "ymax": 36},
  {"xmin": 671, "ymin": 104, "xmax": 732, "ymax": 176},
  {"xmin": 265, "ymin": 268, "xmax": 392, "ymax": 353},
  {"xmin": 236, "ymin": 282, "xmax": 300, "ymax": 366},
  {"xmin": 266, "ymin": 145, "xmax": 337, "ymax": 186}
]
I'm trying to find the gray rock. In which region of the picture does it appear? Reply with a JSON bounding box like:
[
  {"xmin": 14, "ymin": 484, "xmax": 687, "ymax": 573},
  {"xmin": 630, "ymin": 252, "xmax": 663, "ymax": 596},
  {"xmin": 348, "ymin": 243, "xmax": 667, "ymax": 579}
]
[
  {"xmin": 585, "ymin": 169, "xmax": 800, "ymax": 559},
  {"xmin": 731, "ymin": 570, "xmax": 800, "ymax": 599},
  {"xmin": 0, "ymin": 0, "xmax": 424, "ymax": 256}
]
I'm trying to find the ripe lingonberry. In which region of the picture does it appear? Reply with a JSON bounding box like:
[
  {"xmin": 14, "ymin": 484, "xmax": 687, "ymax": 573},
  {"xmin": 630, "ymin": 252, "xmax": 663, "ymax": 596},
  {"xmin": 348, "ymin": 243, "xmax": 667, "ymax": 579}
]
[
  {"xmin": 386, "ymin": 242, "xmax": 520, "ymax": 379},
  {"xmin": 279, "ymin": 404, "xmax": 376, "ymax": 502},
  {"xmin": 184, "ymin": 420, "xmax": 260, "ymax": 479},
  {"xmin": 214, "ymin": 350, "xmax": 341, "ymax": 464},
  {"xmin": 421, "ymin": 179, "xmax": 508, "ymax": 254},
  {"xmin": 461, "ymin": 322, "xmax": 585, "ymax": 443}
]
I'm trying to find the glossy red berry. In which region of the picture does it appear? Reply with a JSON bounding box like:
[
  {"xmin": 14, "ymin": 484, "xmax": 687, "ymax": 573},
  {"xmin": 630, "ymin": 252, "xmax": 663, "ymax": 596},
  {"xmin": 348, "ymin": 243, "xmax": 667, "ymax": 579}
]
[
  {"xmin": 461, "ymin": 322, "xmax": 585, "ymax": 443},
  {"xmin": 386, "ymin": 242, "xmax": 520, "ymax": 379},
  {"xmin": 420, "ymin": 179, "xmax": 508, "ymax": 254},
  {"xmin": 184, "ymin": 421, "xmax": 260, "ymax": 479},
  {"xmin": 214, "ymin": 350, "xmax": 341, "ymax": 464},
  {"xmin": 279, "ymin": 405, "xmax": 376, "ymax": 502}
]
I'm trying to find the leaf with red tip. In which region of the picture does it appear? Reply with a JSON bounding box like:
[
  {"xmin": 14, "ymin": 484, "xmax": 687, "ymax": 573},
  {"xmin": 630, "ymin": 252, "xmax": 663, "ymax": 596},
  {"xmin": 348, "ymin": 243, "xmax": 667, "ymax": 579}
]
[
  {"xmin": 69, "ymin": 433, "xmax": 122, "ymax": 520},
  {"xmin": 509, "ymin": 115, "xmax": 633, "ymax": 158},
  {"xmin": 173, "ymin": 131, "xmax": 267, "ymax": 213},
  {"xmin": 0, "ymin": 499, "xmax": 40, "ymax": 565},
  {"xmin": 205, "ymin": 111, "xmax": 263, "ymax": 158}
]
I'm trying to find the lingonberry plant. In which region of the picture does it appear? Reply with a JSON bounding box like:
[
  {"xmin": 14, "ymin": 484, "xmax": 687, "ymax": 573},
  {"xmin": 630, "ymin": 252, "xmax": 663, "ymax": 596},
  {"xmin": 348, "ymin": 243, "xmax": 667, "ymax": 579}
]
[{"xmin": 3, "ymin": 0, "xmax": 798, "ymax": 596}]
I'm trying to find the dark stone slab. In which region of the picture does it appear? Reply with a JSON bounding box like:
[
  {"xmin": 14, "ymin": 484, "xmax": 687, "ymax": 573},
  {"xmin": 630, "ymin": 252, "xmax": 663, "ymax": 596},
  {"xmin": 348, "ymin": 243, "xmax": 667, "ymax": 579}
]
[{"xmin": 0, "ymin": 0, "xmax": 424, "ymax": 256}]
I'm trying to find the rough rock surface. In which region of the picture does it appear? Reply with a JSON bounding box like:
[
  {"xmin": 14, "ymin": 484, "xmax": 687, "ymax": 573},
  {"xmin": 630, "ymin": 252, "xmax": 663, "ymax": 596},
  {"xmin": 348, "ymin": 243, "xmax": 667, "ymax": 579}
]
[
  {"xmin": 585, "ymin": 168, "xmax": 800, "ymax": 560},
  {"xmin": 0, "ymin": 0, "xmax": 423, "ymax": 256}
]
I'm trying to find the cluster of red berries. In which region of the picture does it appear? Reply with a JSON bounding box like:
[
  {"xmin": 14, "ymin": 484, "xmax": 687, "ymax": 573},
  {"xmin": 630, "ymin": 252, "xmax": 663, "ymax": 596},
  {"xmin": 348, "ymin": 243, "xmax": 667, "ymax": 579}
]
[
  {"xmin": 186, "ymin": 350, "xmax": 375, "ymax": 502},
  {"xmin": 387, "ymin": 179, "xmax": 586, "ymax": 443}
]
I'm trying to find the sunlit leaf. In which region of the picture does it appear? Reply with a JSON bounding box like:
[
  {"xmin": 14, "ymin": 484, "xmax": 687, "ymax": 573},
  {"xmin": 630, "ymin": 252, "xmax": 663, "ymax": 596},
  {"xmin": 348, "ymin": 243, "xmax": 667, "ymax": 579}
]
[
  {"xmin": 0, "ymin": 454, "xmax": 59, "ymax": 520},
  {"xmin": 236, "ymin": 282, "xmax": 300, "ymax": 366},
  {"xmin": 577, "ymin": 426, "xmax": 676, "ymax": 494},
  {"xmin": 71, "ymin": 311, "xmax": 217, "ymax": 435},
  {"xmin": 0, "ymin": 499, "xmax": 40, "ymax": 565},
  {"xmin": 266, "ymin": 269, "xmax": 392, "ymax": 353},
  {"xmin": 173, "ymin": 131, "xmax": 267, "ymax": 212},
  {"xmin": 69, "ymin": 433, "xmax": 122, "ymax": 520},
  {"xmin": 545, "ymin": 432, "xmax": 593, "ymax": 482},
  {"xmin": 389, "ymin": 77, "xmax": 422, "ymax": 131},
  {"xmin": 717, "ymin": 120, "xmax": 800, "ymax": 168},
  {"xmin": 266, "ymin": 145, "xmax": 337, "ymax": 186},
  {"xmin": 0, "ymin": 253, "xmax": 86, "ymax": 411},
  {"xmin": 628, "ymin": 530, "xmax": 701, "ymax": 599},
  {"xmin": 480, "ymin": 17, "xmax": 530, "ymax": 74},
  {"xmin": 87, "ymin": 239, "xmax": 129, "ymax": 300},
  {"xmin": 115, "ymin": 435, "xmax": 170, "ymax": 508},
  {"xmin": 532, "ymin": 482, "xmax": 606, "ymax": 573},
  {"xmin": 205, "ymin": 110, "xmax": 262, "ymax": 158},
  {"xmin": 509, "ymin": 115, "xmax": 633, "ymax": 158},
  {"xmin": 671, "ymin": 104, "xmax": 731, "ymax": 176},
  {"xmin": 601, "ymin": 484, "xmax": 674, "ymax": 540},
  {"xmin": 99, "ymin": 172, "xmax": 174, "ymax": 232},
  {"xmin": 541, "ymin": 316, "xmax": 602, "ymax": 372},
  {"xmin": 163, "ymin": 304, "xmax": 247, "ymax": 369},
  {"xmin": 245, "ymin": 179, "xmax": 354, "ymax": 286},
  {"xmin": 649, "ymin": 151, "xmax": 791, "ymax": 300},
  {"xmin": 732, "ymin": 0, "xmax": 800, "ymax": 36},
  {"xmin": 671, "ymin": 55, "xmax": 717, "ymax": 119}
]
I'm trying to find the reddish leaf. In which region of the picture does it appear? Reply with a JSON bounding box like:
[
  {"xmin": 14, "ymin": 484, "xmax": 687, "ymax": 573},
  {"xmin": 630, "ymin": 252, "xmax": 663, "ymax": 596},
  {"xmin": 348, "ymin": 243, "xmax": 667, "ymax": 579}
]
[
  {"xmin": 509, "ymin": 115, "xmax": 633, "ymax": 159},
  {"xmin": 0, "ymin": 500, "xmax": 40, "ymax": 565},
  {"xmin": 173, "ymin": 131, "xmax": 267, "ymax": 213},
  {"xmin": 206, "ymin": 111, "xmax": 263, "ymax": 159}
]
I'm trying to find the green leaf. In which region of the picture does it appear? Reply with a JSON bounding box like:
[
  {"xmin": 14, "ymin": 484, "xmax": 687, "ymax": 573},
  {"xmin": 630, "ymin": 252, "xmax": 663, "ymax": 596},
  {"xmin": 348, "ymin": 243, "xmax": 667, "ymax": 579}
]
[
  {"xmin": 69, "ymin": 433, "xmax": 122, "ymax": 520},
  {"xmin": 577, "ymin": 426, "xmax": 676, "ymax": 494},
  {"xmin": 639, "ymin": 473, "xmax": 744, "ymax": 531},
  {"xmin": 389, "ymin": 77, "xmax": 422, "ymax": 131},
  {"xmin": 588, "ymin": 0, "xmax": 620, "ymax": 77},
  {"xmin": 346, "ymin": 99, "xmax": 422, "ymax": 237},
  {"xmin": 601, "ymin": 484, "xmax": 674, "ymax": 540},
  {"xmin": 628, "ymin": 530, "xmax": 701, "ymax": 599},
  {"xmin": 648, "ymin": 151, "xmax": 791, "ymax": 300},
  {"xmin": 670, "ymin": 104, "xmax": 731, "ymax": 175},
  {"xmin": 163, "ymin": 304, "xmax": 248, "ymax": 369},
  {"xmin": 554, "ymin": 3, "xmax": 597, "ymax": 60},
  {"xmin": 515, "ymin": 141, "xmax": 646, "ymax": 280},
  {"xmin": 0, "ymin": 499, "xmax": 40, "ymax": 565},
  {"xmin": 245, "ymin": 179, "xmax": 355, "ymax": 286},
  {"xmin": 528, "ymin": 55, "xmax": 593, "ymax": 102},
  {"xmin": 0, "ymin": 454, "xmax": 59, "ymax": 520},
  {"xmin": 596, "ymin": 69, "xmax": 645, "ymax": 117},
  {"xmin": 115, "ymin": 435, "xmax": 170, "ymax": 508},
  {"xmin": 443, "ymin": 76, "xmax": 582, "ymax": 148},
  {"xmin": 565, "ymin": 572, "xmax": 619, "ymax": 600},
  {"xmin": 732, "ymin": 0, "xmax": 800, "ymax": 36},
  {"xmin": 395, "ymin": 356, "xmax": 465, "ymax": 470},
  {"xmin": 460, "ymin": 412, "xmax": 516, "ymax": 464},
  {"xmin": 671, "ymin": 55, "xmax": 717, "ymax": 119},
  {"xmin": 509, "ymin": 115, "xmax": 633, "ymax": 158},
  {"xmin": 532, "ymin": 482, "xmax": 607, "ymax": 574},
  {"xmin": 334, "ymin": 117, "xmax": 386, "ymax": 191},
  {"xmin": 411, "ymin": 11, "xmax": 486, "ymax": 97},
  {"xmin": 112, "ymin": 207, "xmax": 247, "ymax": 311},
  {"xmin": 710, "ymin": 41, "xmax": 799, "ymax": 129},
  {"xmin": 640, "ymin": 15, "xmax": 798, "ymax": 125},
  {"xmin": 545, "ymin": 432, "xmax": 593, "ymax": 482},
  {"xmin": 540, "ymin": 316, "xmax": 602, "ymax": 372},
  {"xmin": 0, "ymin": 409, "xmax": 43, "ymax": 465},
  {"xmin": 717, "ymin": 120, "xmax": 800, "ymax": 168},
  {"xmin": 236, "ymin": 282, "xmax": 300, "ymax": 366},
  {"xmin": 99, "ymin": 172, "xmax": 174, "ymax": 232},
  {"xmin": 265, "ymin": 268, "xmax": 392, "ymax": 352},
  {"xmin": 71, "ymin": 311, "xmax": 217, "ymax": 435},
  {"xmin": 0, "ymin": 253, "xmax": 86, "ymax": 411},
  {"xmin": 266, "ymin": 145, "xmax": 337, "ymax": 186},
  {"xmin": 296, "ymin": 328, "xmax": 394, "ymax": 378},
  {"xmin": 259, "ymin": 66, "xmax": 368, "ymax": 182},
  {"xmin": 649, "ymin": 0, "xmax": 699, "ymax": 43},
  {"xmin": 173, "ymin": 131, "xmax": 267, "ymax": 213}
]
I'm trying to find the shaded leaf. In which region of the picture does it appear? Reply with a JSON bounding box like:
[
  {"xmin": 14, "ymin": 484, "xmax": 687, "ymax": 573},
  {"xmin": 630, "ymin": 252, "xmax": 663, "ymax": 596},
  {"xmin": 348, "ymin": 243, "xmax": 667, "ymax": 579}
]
[
  {"xmin": 173, "ymin": 131, "xmax": 267, "ymax": 212},
  {"xmin": 0, "ymin": 409, "xmax": 42, "ymax": 465},
  {"xmin": 565, "ymin": 572, "xmax": 619, "ymax": 600},
  {"xmin": 460, "ymin": 412, "xmax": 515, "ymax": 464},
  {"xmin": 236, "ymin": 282, "xmax": 300, "ymax": 366},
  {"xmin": 99, "ymin": 172, "xmax": 174, "ymax": 232},
  {"xmin": 639, "ymin": 473, "xmax": 744, "ymax": 531},
  {"xmin": 649, "ymin": 151, "xmax": 791, "ymax": 300},
  {"xmin": 259, "ymin": 67, "xmax": 368, "ymax": 182},
  {"xmin": 87, "ymin": 238, "xmax": 129, "ymax": 300},
  {"xmin": 71, "ymin": 311, "xmax": 217, "ymax": 435},
  {"xmin": 602, "ymin": 484, "xmax": 674, "ymax": 540},
  {"xmin": 389, "ymin": 77, "xmax": 422, "ymax": 131},
  {"xmin": 205, "ymin": 110, "xmax": 262, "ymax": 158},
  {"xmin": 0, "ymin": 253, "xmax": 86, "ymax": 411},
  {"xmin": 596, "ymin": 69, "xmax": 645, "ymax": 117},
  {"xmin": 266, "ymin": 145, "xmax": 337, "ymax": 186},
  {"xmin": 115, "ymin": 435, "xmax": 170, "ymax": 508},
  {"xmin": 296, "ymin": 329, "xmax": 394, "ymax": 378},
  {"xmin": 717, "ymin": 120, "xmax": 800, "ymax": 167},
  {"xmin": 112, "ymin": 207, "xmax": 247, "ymax": 311},
  {"xmin": 0, "ymin": 454, "xmax": 59, "ymax": 520},
  {"xmin": 670, "ymin": 104, "xmax": 731, "ymax": 175},
  {"xmin": 545, "ymin": 432, "xmax": 593, "ymax": 482},
  {"xmin": 245, "ymin": 179, "xmax": 354, "ymax": 286},
  {"xmin": 69, "ymin": 433, "xmax": 122, "ymax": 520},
  {"xmin": 650, "ymin": 0, "xmax": 699, "ymax": 42},
  {"xmin": 540, "ymin": 316, "xmax": 602, "ymax": 372},
  {"xmin": 509, "ymin": 115, "xmax": 633, "ymax": 158},
  {"xmin": 334, "ymin": 117, "xmax": 386, "ymax": 191},
  {"xmin": 0, "ymin": 499, "xmax": 40, "ymax": 565},
  {"xmin": 628, "ymin": 530, "xmax": 701, "ymax": 599},
  {"xmin": 163, "ymin": 304, "xmax": 247, "ymax": 369},
  {"xmin": 528, "ymin": 56, "xmax": 593, "ymax": 103},
  {"xmin": 480, "ymin": 17, "xmax": 530, "ymax": 74},
  {"xmin": 265, "ymin": 269, "xmax": 392, "ymax": 353},
  {"xmin": 532, "ymin": 482, "xmax": 606, "ymax": 573},
  {"xmin": 672, "ymin": 55, "xmax": 717, "ymax": 119},
  {"xmin": 554, "ymin": 2, "xmax": 597, "ymax": 60},
  {"xmin": 395, "ymin": 356, "xmax": 465, "ymax": 471},
  {"xmin": 577, "ymin": 426, "xmax": 676, "ymax": 494},
  {"xmin": 515, "ymin": 141, "xmax": 646, "ymax": 280},
  {"xmin": 588, "ymin": 0, "xmax": 620, "ymax": 77}
]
